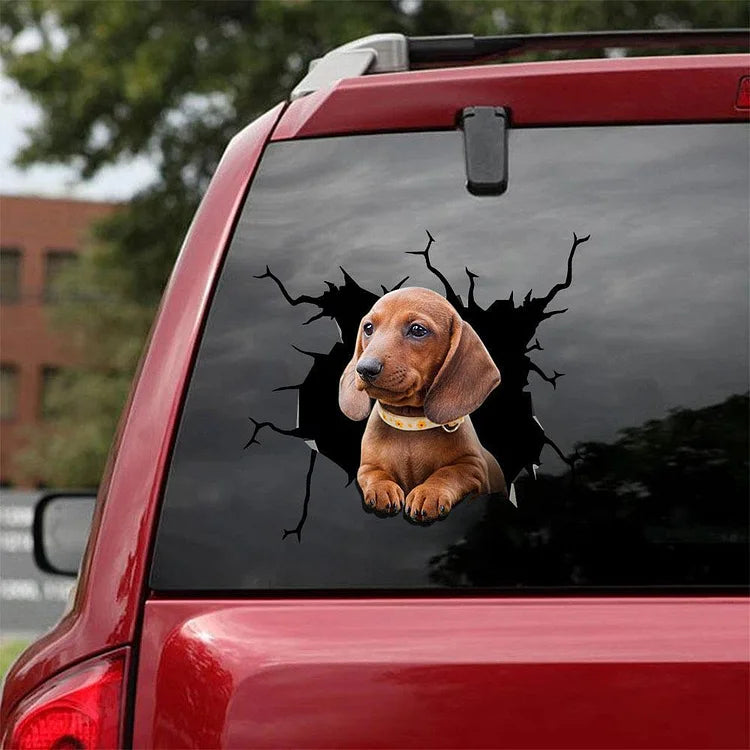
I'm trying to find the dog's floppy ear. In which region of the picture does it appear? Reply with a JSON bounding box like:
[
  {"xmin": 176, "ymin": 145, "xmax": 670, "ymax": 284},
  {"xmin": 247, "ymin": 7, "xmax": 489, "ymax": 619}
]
[
  {"xmin": 338, "ymin": 319, "xmax": 372, "ymax": 421},
  {"xmin": 424, "ymin": 316, "xmax": 500, "ymax": 425}
]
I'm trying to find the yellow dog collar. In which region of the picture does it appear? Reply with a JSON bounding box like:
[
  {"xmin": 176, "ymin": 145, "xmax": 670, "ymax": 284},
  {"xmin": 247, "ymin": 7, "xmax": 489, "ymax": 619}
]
[{"xmin": 377, "ymin": 402, "xmax": 465, "ymax": 433}]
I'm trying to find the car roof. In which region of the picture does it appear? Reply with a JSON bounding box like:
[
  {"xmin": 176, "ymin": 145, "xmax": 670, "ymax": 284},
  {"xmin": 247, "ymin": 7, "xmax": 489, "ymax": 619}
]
[
  {"xmin": 291, "ymin": 29, "xmax": 748, "ymax": 99},
  {"xmin": 274, "ymin": 53, "xmax": 749, "ymax": 140}
]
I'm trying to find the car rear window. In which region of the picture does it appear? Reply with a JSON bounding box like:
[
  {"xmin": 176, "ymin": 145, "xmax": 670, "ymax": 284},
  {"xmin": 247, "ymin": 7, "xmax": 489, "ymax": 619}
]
[{"xmin": 150, "ymin": 123, "xmax": 748, "ymax": 592}]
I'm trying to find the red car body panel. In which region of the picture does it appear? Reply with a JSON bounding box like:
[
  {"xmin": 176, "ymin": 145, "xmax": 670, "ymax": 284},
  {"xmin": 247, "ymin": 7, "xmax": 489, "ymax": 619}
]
[
  {"xmin": 132, "ymin": 598, "xmax": 749, "ymax": 749},
  {"xmin": 2, "ymin": 52, "xmax": 749, "ymax": 746},
  {"xmin": 0, "ymin": 102, "xmax": 286, "ymax": 724},
  {"xmin": 273, "ymin": 55, "xmax": 750, "ymax": 140}
]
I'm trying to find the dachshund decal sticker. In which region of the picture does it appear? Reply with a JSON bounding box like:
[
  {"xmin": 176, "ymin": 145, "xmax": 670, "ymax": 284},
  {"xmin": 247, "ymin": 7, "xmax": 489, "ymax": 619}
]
[
  {"xmin": 246, "ymin": 231, "xmax": 589, "ymax": 538},
  {"xmin": 339, "ymin": 287, "xmax": 506, "ymax": 521}
]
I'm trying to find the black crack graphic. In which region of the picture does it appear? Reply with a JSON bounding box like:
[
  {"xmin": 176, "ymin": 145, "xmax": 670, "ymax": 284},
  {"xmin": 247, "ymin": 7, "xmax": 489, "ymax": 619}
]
[
  {"xmin": 246, "ymin": 231, "xmax": 589, "ymax": 539},
  {"xmin": 410, "ymin": 230, "xmax": 590, "ymax": 486}
]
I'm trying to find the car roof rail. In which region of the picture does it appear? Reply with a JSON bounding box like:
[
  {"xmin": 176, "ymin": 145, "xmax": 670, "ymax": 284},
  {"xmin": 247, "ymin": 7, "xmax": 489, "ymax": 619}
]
[
  {"xmin": 291, "ymin": 33, "xmax": 409, "ymax": 100},
  {"xmin": 291, "ymin": 28, "xmax": 749, "ymax": 100}
]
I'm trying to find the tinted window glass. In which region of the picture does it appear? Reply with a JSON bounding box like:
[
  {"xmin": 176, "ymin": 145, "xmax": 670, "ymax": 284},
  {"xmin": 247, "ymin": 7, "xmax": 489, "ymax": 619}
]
[
  {"xmin": 40, "ymin": 366, "xmax": 63, "ymax": 420},
  {"xmin": 1, "ymin": 364, "xmax": 19, "ymax": 421},
  {"xmin": 44, "ymin": 250, "xmax": 78, "ymax": 303},
  {"xmin": 151, "ymin": 124, "xmax": 749, "ymax": 591},
  {"xmin": 1, "ymin": 248, "xmax": 22, "ymax": 303}
]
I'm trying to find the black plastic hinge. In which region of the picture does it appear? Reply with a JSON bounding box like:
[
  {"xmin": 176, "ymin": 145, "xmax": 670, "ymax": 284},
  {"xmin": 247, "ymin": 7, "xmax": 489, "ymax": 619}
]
[{"xmin": 460, "ymin": 106, "xmax": 509, "ymax": 196}]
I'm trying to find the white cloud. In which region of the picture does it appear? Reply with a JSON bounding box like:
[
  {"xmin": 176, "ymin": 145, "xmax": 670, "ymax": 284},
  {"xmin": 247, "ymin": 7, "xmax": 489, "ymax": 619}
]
[{"xmin": 0, "ymin": 72, "xmax": 158, "ymax": 201}]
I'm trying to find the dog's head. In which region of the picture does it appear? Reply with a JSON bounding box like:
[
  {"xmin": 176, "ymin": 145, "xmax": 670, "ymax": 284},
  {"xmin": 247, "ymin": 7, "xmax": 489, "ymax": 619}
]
[{"xmin": 339, "ymin": 287, "xmax": 500, "ymax": 424}]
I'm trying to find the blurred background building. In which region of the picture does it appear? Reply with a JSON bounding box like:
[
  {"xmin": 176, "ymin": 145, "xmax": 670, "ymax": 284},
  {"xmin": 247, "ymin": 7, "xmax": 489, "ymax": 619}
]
[{"xmin": 1, "ymin": 195, "xmax": 116, "ymax": 487}]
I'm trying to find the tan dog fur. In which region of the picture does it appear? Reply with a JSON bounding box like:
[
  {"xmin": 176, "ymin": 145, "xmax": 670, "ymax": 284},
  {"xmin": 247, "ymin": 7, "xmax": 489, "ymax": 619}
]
[{"xmin": 339, "ymin": 287, "xmax": 506, "ymax": 521}]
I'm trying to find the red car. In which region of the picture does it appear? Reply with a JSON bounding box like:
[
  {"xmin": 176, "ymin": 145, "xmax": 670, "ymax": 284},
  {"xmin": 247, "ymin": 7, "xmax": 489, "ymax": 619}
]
[{"xmin": 2, "ymin": 30, "xmax": 748, "ymax": 749}]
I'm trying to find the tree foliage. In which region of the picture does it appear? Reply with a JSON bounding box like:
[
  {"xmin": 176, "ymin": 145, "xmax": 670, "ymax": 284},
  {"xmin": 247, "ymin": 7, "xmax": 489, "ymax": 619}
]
[
  {"xmin": 429, "ymin": 393, "xmax": 749, "ymax": 587},
  {"xmin": 2, "ymin": 0, "xmax": 746, "ymax": 486}
]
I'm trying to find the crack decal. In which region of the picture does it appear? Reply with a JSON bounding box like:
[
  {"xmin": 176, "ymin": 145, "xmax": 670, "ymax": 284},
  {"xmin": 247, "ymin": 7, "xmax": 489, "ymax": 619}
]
[{"xmin": 246, "ymin": 231, "xmax": 589, "ymax": 540}]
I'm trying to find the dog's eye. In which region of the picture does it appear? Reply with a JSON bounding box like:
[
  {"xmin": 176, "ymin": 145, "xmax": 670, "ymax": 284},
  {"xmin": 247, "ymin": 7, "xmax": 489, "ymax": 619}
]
[
  {"xmin": 408, "ymin": 323, "xmax": 429, "ymax": 338},
  {"xmin": 363, "ymin": 322, "xmax": 374, "ymax": 336}
]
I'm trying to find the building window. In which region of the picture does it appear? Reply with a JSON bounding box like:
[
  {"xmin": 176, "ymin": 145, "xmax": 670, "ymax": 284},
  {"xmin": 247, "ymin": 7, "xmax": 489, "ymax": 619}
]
[
  {"xmin": 40, "ymin": 366, "xmax": 62, "ymax": 420},
  {"xmin": 1, "ymin": 247, "xmax": 22, "ymax": 304},
  {"xmin": 44, "ymin": 249, "xmax": 78, "ymax": 302},
  {"xmin": 1, "ymin": 364, "xmax": 19, "ymax": 420}
]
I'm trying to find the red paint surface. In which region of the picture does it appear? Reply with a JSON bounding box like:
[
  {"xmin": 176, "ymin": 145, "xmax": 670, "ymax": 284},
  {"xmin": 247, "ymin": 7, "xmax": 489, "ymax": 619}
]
[
  {"xmin": 132, "ymin": 598, "xmax": 749, "ymax": 749},
  {"xmin": 0, "ymin": 102, "xmax": 286, "ymax": 725},
  {"xmin": 273, "ymin": 55, "xmax": 750, "ymax": 140}
]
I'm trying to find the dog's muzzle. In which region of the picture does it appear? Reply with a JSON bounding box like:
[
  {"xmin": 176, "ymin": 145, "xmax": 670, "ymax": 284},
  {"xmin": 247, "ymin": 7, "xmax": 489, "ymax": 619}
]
[{"xmin": 356, "ymin": 357, "xmax": 383, "ymax": 382}]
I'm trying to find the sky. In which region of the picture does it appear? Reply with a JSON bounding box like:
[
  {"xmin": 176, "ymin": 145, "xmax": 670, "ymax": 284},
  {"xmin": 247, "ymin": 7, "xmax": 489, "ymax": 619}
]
[{"xmin": 0, "ymin": 71, "xmax": 157, "ymax": 201}]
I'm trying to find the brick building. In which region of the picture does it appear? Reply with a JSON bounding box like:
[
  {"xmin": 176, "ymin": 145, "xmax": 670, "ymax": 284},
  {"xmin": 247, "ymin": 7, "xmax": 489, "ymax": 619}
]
[{"xmin": 0, "ymin": 195, "xmax": 117, "ymax": 486}]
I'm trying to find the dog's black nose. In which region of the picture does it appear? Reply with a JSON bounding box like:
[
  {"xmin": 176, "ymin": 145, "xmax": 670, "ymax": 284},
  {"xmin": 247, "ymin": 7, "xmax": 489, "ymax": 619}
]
[{"xmin": 356, "ymin": 357, "xmax": 383, "ymax": 381}]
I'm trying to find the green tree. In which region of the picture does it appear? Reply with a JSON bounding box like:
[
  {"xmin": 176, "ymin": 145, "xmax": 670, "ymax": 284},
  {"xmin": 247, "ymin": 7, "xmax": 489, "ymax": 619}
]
[
  {"xmin": 2, "ymin": 0, "xmax": 746, "ymax": 486},
  {"xmin": 429, "ymin": 393, "xmax": 749, "ymax": 587}
]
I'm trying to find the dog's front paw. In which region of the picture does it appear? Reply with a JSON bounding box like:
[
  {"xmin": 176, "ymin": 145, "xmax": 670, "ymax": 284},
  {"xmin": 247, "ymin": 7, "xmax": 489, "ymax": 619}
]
[
  {"xmin": 405, "ymin": 484, "xmax": 456, "ymax": 522},
  {"xmin": 363, "ymin": 480, "xmax": 404, "ymax": 514}
]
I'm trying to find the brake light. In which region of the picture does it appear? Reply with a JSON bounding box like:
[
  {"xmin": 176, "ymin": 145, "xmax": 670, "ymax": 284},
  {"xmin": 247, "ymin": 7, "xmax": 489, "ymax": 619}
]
[
  {"xmin": 2, "ymin": 650, "xmax": 126, "ymax": 750},
  {"xmin": 736, "ymin": 77, "xmax": 750, "ymax": 109}
]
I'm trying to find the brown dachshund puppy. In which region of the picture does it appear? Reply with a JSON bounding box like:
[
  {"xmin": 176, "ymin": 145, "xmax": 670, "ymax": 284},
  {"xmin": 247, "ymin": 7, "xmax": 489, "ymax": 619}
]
[{"xmin": 339, "ymin": 287, "xmax": 506, "ymax": 521}]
